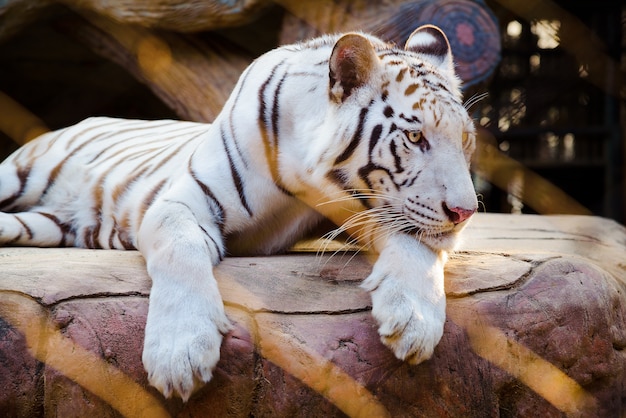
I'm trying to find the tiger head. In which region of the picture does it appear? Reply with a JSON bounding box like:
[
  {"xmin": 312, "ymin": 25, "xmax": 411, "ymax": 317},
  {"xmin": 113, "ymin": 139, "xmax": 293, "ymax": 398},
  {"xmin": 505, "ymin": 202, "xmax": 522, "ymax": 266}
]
[{"xmin": 322, "ymin": 25, "xmax": 477, "ymax": 252}]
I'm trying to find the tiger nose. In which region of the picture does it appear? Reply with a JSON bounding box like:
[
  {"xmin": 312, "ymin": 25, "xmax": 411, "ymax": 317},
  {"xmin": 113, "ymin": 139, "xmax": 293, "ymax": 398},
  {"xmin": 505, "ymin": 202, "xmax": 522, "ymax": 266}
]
[{"xmin": 442, "ymin": 203, "xmax": 476, "ymax": 225}]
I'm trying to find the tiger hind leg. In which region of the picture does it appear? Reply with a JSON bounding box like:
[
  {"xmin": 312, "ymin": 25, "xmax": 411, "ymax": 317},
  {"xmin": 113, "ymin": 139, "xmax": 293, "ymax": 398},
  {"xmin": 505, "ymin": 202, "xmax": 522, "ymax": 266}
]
[{"xmin": 0, "ymin": 211, "xmax": 70, "ymax": 247}]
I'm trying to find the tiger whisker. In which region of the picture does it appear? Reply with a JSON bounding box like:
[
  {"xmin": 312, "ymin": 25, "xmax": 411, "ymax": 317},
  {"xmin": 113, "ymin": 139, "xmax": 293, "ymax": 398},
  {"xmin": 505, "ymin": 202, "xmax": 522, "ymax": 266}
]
[
  {"xmin": 316, "ymin": 217, "xmax": 383, "ymax": 271},
  {"xmin": 315, "ymin": 190, "xmax": 404, "ymax": 207},
  {"xmin": 317, "ymin": 205, "xmax": 394, "ymax": 255},
  {"xmin": 319, "ymin": 203, "xmax": 412, "ymax": 259},
  {"xmin": 334, "ymin": 207, "xmax": 400, "ymax": 234},
  {"xmin": 317, "ymin": 196, "xmax": 400, "ymax": 207},
  {"xmin": 315, "ymin": 233, "xmax": 362, "ymax": 269},
  {"xmin": 463, "ymin": 92, "xmax": 489, "ymax": 111}
]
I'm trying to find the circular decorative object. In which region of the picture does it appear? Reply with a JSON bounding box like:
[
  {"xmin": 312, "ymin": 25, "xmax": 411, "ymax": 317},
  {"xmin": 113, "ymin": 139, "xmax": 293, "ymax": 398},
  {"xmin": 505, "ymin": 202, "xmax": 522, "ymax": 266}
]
[{"xmin": 376, "ymin": 0, "xmax": 501, "ymax": 88}]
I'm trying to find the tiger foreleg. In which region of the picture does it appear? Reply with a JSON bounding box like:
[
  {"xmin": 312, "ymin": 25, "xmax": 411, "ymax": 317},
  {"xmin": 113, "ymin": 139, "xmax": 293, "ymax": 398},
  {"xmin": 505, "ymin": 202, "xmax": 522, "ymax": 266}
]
[
  {"xmin": 138, "ymin": 198, "xmax": 232, "ymax": 401},
  {"xmin": 361, "ymin": 233, "xmax": 446, "ymax": 364}
]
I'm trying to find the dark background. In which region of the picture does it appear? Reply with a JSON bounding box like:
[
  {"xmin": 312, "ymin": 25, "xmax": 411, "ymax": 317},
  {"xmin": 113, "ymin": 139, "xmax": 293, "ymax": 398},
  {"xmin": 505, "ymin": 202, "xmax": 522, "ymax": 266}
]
[{"xmin": 479, "ymin": 0, "xmax": 624, "ymax": 223}]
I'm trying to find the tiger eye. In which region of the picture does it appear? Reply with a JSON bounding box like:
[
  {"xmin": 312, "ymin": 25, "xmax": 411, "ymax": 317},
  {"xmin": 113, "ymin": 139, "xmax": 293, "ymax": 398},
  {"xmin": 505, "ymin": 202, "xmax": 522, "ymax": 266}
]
[{"xmin": 406, "ymin": 130, "xmax": 423, "ymax": 144}]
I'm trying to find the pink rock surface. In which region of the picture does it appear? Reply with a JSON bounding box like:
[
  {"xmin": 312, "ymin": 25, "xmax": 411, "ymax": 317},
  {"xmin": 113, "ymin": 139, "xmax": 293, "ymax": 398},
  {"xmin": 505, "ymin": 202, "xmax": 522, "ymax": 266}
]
[{"xmin": 0, "ymin": 214, "xmax": 625, "ymax": 417}]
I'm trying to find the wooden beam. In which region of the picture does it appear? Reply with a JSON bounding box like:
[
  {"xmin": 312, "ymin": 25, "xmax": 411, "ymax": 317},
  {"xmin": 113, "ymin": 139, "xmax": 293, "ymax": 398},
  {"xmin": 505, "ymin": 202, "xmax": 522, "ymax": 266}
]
[{"xmin": 56, "ymin": 12, "xmax": 253, "ymax": 123}]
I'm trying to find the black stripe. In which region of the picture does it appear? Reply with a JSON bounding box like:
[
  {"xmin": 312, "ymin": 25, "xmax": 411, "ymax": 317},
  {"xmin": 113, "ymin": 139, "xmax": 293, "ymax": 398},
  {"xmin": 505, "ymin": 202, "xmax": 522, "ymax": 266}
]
[
  {"xmin": 189, "ymin": 164, "xmax": 226, "ymax": 234},
  {"xmin": 109, "ymin": 219, "xmax": 118, "ymax": 249},
  {"xmin": 326, "ymin": 168, "xmax": 351, "ymax": 190},
  {"xmin": 229, "ymin": 64, "xmax": 260, "ymax": 170},
  {"xmin": 258, "ymin": 64, "xmax": 280, "ymax": 151},
  {"xmin": 86, "ymin": 134, "xmax": 139, "ymax": 164},
  {"xmin": 87, "ymin": 119, "xmax": 181, "ymax": 144},
  {"xmin": 0, "ymin": 166, "xmax": 30, "ymax": 210},
  {"xmin": 91, "ymin": 123, "xmax": 200, "ymax": 167},
  {"xmin": 358, "ymin": 163, "xmax": 397, "ymax": 196},
  {"xmin": 137, "ymin": 178, "xmax": 168, "ymax": 230},
  {"xmin": 334, "ymin": 106, "xmax": 369, "ymax": 164},
  {"xmin": 389, "ymin": 139, "xmax": 404, "ymax": 173},
  {"xmin": 84, "ymin": 225, "xmax": 101, "ymax": 249},
  {"xmin": 37, "ymin": 212, "xmax": 71, "ymax": 247},
  {"xmin": 400, "ymin": 113, "xmax": 421, "ymax": 124},
  {"xmin": 82, "ymin": 119, "xmax": 194, "ymax": 166},
  {"xmin": 199, "ymin": 224, "xmax": 225, "ymax": 261},
  {"xmin": 378, "ymin": 50, "xmax": 407, "ymax": 59},
  {"xmin": 258, "ymin": 60, "xmax": 293, "ymax": 196},
  {"xmin": 65, "ymin": 118, "xmax": 123, "ymax": 150},
  {"xmin": 88, "ymin": 141, "xmax": 150, "ymax": 249},
  {"xmin": 368, "ymin": 124, "xmax": 383, "ymax": 156},
  {"xmin": 113, "ymin": 166, "xmax": 149, "ymax": 205},
  {"xmin": 43, "ymin": 131, "xmax": 112, "ymax": 199},
  {"xmin": 357, "ymin": 164, "xmax": 376, "ymax": 195},
  {"xmin": 127, "ymin": 142, "xmax": 184, "ymax": 175},
  {"xmin": 146, "ymin": 137, "xmax": 196, "ymax": 176},
  {"xmin": 220, "ymin": 129, "xmax": 253, "ymax": 217},
  {"xmin": 271, "ymin": 73, "xmax": 287, "ymax": 144},
  {"xmin": 423, "ymin": 79, "xmax": 450, "ymax": 94},
  {"xmin": 226, "ymin": 122, "xmax": 249, "ymax": 170},
  {"xmin": 161, "ymin": 198, "xmax": 225, "ymax": 260},
  {"xmin": 403, "ymin": 170, "xmax": 421, "ymax": 188},
  {"xmin": 13, "ymin": 215, "xmax": 32, "ymax": 240},
  {"xmin": 87, "ymin": 218, "xmax": 102, "ymax": 249},
  {"xmin": 117, "ymin": 213, "xmax": 136, "ymax": 250}
]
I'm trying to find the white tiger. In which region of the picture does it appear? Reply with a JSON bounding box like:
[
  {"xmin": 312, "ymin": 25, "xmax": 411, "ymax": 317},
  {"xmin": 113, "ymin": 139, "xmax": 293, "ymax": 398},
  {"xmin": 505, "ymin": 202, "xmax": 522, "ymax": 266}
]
[{"xmin": 0, "ymin": 25, "xmax": 477, "ymax": 400}]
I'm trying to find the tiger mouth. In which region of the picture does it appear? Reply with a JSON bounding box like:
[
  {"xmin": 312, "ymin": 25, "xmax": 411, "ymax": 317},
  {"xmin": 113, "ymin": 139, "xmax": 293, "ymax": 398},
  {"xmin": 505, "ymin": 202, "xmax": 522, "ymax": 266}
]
[{"xmin": 401, "ymin": 225, "xmax": 455, "ymax": 238}]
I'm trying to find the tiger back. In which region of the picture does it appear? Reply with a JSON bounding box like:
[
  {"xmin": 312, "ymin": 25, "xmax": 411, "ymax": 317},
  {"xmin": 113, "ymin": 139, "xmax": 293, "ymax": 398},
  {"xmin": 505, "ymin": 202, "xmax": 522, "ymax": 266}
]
[{"xmin": 0, "ymin": 25, "xmax": 477, "ymax": 401}]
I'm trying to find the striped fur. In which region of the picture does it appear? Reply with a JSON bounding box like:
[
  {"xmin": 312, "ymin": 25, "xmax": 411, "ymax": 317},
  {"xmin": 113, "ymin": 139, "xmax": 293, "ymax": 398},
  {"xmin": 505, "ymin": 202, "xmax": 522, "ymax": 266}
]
[{"xmin": 0, "ymin": 25, "xmax": 477, "ymax": 400}]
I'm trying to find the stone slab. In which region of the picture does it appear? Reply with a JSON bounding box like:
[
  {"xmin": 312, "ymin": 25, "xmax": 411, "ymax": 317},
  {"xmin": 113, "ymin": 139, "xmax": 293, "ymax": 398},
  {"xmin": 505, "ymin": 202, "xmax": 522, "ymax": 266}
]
[{"xmin": 0, "ymin": 213, "xmax": 625, "ymax": 417}]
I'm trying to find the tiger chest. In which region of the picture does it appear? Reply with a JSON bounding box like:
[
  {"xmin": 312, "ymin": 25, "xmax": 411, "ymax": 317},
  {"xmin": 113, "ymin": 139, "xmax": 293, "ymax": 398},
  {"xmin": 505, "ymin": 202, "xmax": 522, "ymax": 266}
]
[{"xmin": 223, "ymin": 196, "xmax": 323, "ymax": 256}]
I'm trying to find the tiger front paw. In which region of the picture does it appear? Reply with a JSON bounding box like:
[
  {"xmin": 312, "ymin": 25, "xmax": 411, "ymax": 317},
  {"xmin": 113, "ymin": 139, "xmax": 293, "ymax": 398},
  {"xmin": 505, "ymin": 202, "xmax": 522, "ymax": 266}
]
[
  {"xmin": 364, "ymin": 275, "xmax": 446, "ymax": 364},
  {"xmin": 142, "ymin": 295, "xmax": 232, "ymax": 401},
  {"xmin": 362, "ymin": 233, "xmax": 447, "ymax": 364}
]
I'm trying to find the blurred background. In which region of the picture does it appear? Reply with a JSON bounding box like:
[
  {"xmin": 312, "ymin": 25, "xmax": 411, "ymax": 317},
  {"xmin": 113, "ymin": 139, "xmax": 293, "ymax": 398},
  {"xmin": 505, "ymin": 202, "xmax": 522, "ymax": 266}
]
[
  {"xmin": 476, "ymin": 1, "xmax": 624, "ymax": 224},
  {"xmin": 0, "ymin": 0, "xmax": 623, "ymax": 223}
]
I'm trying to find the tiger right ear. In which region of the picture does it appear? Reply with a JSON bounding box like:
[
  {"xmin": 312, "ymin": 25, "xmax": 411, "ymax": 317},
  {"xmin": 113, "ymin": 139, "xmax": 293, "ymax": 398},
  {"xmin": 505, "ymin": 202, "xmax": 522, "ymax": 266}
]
[
  {"xmin": 404, "ymin": 25, "xmax": 454, "ymax": 73},
  {"xmin": 329, "ymin": 33, "xmax": 378, "ymax": 103}
]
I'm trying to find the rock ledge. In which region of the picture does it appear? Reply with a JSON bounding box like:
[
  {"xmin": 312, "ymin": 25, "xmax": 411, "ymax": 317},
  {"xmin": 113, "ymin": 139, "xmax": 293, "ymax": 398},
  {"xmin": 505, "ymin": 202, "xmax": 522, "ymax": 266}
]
[{"xmin": 1, "ymin": 213, "xmax": 625, "ymax": 417}]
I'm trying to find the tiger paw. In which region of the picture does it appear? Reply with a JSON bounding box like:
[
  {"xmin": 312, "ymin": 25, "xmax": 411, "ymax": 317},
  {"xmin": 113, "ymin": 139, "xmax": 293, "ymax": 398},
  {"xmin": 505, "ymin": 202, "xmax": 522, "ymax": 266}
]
[
  {"xmin": 361, "ymin": 233, "xmax": 447, "ymax": 364},
  {"xmin": 142, "ymin": 320, "xmax": 221, "ymax": 400},
  {"xmin": 141, "ymin": 297, "xmax": 232, "ymax": 401},
  {"xmin": 366, "ymin": 277, "xmax": 446, "ymax": 364}
]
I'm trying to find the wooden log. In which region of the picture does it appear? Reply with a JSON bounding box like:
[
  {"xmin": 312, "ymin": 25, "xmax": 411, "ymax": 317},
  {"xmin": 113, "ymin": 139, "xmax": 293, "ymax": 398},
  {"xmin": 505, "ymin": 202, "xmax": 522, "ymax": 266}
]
[
  {"xmin": 0, "ymin": 0, "xmax": 50, "ymax": 43},
  {"xmin": 0, "ymin": 91, "xmax": 49, "ymax": 145},
  {"xmin": 0, "ymin": 213, "xmax": 624, "ymax": 416},
  {"xmin": 0, "ymin": 0, "xmax": 271, "ymax": 40},
  {"xmin": 55, "ymin": 12, "xmax": 252, "ymax": 123},
  {"xmin": 60, "ymin": 0, "xmax": 272, "ymax": 31}
]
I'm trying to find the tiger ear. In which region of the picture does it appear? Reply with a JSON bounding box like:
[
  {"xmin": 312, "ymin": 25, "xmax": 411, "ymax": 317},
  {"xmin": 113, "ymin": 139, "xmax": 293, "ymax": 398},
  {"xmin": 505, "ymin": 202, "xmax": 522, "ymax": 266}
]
[
  {"xmin": 329, "ymin": 33, "xmax": 379, "ymax": 103},
  {"xmin": 404, "ymin": 25, "xmax": 454, "ymax": 73}
]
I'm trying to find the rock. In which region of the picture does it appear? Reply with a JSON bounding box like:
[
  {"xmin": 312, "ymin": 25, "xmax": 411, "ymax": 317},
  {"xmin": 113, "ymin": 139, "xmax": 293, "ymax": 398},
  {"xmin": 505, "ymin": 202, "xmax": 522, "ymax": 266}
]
[{"xmin": 0, "ymin": 213, "xmax": 625, "ymax": 417}]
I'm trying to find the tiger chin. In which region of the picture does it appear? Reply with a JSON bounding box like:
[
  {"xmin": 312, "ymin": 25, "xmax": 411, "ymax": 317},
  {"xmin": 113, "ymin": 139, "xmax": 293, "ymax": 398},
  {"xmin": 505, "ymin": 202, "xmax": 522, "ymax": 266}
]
[{"xmin": 0, "ymin": 25, "xmax": 477, "ymax": 400}]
